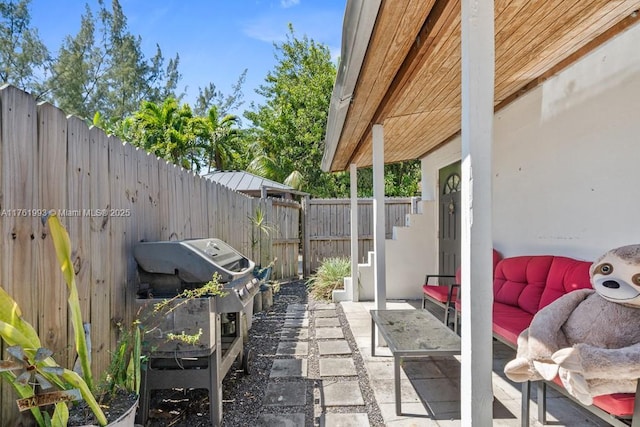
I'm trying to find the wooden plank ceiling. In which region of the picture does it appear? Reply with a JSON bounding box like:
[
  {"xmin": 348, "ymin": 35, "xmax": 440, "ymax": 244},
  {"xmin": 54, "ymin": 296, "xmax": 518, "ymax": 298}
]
[{"xmin": 328, "ymin": 0, "xmax": 640, "ymax": 171}]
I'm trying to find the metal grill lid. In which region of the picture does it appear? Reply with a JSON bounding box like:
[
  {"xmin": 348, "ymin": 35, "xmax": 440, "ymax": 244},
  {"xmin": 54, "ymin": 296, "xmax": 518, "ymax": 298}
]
[{"xmin": 133, "ymin": 238, "xmax": 254, "ymax": 284}]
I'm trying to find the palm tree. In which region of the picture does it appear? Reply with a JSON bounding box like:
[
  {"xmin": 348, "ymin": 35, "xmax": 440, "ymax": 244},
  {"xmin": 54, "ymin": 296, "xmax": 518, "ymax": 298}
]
[
  {"xmin": 129, "ymin": 98, "xmax": 200, "ymax": 170},
  {"xmin": 193, "ymin": 106, "xmax": 242, "ymax": 173},
  {"xmin": 246, "ymin": 153, "xmax": 305, "ymax": 191}
]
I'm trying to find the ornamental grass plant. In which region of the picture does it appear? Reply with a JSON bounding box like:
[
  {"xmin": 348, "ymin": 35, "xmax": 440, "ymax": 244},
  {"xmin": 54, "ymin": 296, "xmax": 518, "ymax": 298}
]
[{"xmin": 306, "ymin": 257, "xmax": 351, "ymax": 301}]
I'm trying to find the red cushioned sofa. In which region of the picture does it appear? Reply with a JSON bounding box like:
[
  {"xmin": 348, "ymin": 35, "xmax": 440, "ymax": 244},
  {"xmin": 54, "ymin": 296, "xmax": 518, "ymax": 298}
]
[
  {"xmin": 423, "ymin": 253, "xmax": 640, "ymax": 425},
  {"xmin": 485, "ymin": 255, "xmax": 640, "ymax": 427},
  {"xmin": 422, "ymin": 250, "xmax": 501, "ymax": 327}
]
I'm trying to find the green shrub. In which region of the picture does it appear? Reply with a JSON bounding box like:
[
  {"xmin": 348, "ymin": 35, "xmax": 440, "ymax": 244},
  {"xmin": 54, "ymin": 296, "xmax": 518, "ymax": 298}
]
[{"xmin": 306, "ymin": 257, "xmax": 351, "ymax": 301}]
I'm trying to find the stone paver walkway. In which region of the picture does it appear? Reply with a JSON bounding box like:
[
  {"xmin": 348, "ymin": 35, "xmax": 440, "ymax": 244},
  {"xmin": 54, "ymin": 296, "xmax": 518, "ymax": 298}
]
[
  {"xmin": 251, "ymin": 294, "xmax": 613, "ymax": 427},
  {"xmin": 255, "ymin": 302, "xmax": 372, "ymax": 427}
]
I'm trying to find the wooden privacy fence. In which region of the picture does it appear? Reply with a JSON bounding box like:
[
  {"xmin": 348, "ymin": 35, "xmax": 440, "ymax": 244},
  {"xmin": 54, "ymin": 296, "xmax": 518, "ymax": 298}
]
[
  {"xmin": 0, "ymin": 85, "xmax": 299, "ymax": 421},
  {"xmin": 302, "ymin": 198, "xmax": 416, "ymax": 274}
]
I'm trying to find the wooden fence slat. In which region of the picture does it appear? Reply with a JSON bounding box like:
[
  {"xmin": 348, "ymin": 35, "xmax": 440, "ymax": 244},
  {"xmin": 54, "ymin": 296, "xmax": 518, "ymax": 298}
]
[
  {"xmin": 108, "ymin": 138, "xmax": 128, "ymax": 346},
  {"xmin": 89, "ymin": 126, "xmax": 112, "ymax": 378},
  {"xmin": 158, "ymin": 160, "xmax": 170, "ymax": 240},
  {"xmin": 0, "ymin": 86, "xmax": 38, "ymax": 424},
  {"xmin": 66, "ymin": 116, "xmax": 92, "ymax": 366},
  {"xmin": 36, "ymin": 102, "xmax": 68, "ymax": 365}
]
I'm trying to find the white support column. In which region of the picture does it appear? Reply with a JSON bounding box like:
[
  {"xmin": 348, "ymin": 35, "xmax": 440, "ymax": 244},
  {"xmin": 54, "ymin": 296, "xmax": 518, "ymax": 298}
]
[
  {"xmin": 461, "ymin": 0, "xmax": 495, "ymax": 425},
  {"xmin": 350, "ymin": 163, "xmax": 359, "ymax": 302},
  {"xmin": 372, "ymin": 124, "xmax": 386, "ymax": 311}
]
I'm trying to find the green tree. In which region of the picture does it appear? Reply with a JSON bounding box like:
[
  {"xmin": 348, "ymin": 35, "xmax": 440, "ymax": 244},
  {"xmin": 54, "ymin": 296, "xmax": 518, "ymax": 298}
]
[
  {"xmin": 244, "ymin": 24, "xmax": 340, "ymax": 197},
  {"xmin": 0, "ymin": 0, "xmax": 50, "ymax": 95},
  {"xmin": 128, "ymin": 97, "xmax": 199, "ymax": 170},
  {"xmin": 194, "ymin": 70, "xmax": 247, "ymax": 117},
  {"xmin": 193, "ymin": 106, "xmax": 243, "ymax": 173},
  {"xmin": 48, "ymin": 0, "xmax": 181, "ymax": 120}
]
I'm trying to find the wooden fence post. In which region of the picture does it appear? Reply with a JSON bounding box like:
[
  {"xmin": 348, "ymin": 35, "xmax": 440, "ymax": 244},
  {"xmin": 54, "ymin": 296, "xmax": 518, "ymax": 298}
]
[{"xmin": 302, "ymin": 195, "xmax": 311, "ymax": 278}]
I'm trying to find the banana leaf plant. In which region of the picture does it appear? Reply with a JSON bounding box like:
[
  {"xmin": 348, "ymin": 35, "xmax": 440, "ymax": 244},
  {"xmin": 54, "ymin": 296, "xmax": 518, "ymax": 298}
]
[{"xmin": 0, "ymin": 213, "xmax": 108, "ymax": 426}]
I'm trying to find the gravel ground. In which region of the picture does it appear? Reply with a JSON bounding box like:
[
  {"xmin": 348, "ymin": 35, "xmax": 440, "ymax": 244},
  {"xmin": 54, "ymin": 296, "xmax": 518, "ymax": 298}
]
[{"xmin": 145, "ymin": 280, "xmax": 384, "ymax": 427}]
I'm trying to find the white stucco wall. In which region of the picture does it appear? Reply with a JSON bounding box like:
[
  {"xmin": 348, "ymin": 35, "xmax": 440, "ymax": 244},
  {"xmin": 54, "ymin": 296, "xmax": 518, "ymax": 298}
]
[
  {"xmin": 357, "ymin": 200, "xmax": 437, "ymax": 300},
  {"xmin": 422, "ymin": 22, "xmax": 640, "ymax": 263}
]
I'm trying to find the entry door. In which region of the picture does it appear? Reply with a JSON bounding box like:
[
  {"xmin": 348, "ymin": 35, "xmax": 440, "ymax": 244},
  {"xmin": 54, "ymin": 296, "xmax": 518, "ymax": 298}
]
[{"xmin": 439, "ymin": 162, "xmax": 461, "ymax": 276}]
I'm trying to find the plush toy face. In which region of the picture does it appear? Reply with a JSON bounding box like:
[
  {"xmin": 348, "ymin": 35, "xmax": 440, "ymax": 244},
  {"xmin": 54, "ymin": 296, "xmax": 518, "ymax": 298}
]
[{"xmin": 590, "ymin": 244, "xmax": 640, "ymax": 307}]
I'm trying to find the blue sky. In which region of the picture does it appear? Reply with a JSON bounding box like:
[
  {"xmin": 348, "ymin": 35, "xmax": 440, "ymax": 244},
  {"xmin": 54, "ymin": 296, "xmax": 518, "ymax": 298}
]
[{"xmin": 29, "ymin": 0, "xmax": 346, "ymax": 112}]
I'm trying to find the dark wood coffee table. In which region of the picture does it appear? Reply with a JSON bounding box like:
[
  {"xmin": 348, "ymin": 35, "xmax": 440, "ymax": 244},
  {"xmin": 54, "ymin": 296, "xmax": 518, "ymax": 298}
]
[{"xmin": 370, "ymin": 309, "xmax": 461, "ymax": 415}]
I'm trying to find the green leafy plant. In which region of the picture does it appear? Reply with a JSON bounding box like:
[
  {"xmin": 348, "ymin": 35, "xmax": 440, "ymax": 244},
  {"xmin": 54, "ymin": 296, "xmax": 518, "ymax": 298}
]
[
  {"xmin": 0, "ymin": 214, "xmax": 227, "ymax": 426},
  {"xmin": 0, "ymin": 213, "xmax": 108, "ymax": 426},
  {"xmin": 306, "ymin": 257, "xmax": 351, "ymax": 301}
]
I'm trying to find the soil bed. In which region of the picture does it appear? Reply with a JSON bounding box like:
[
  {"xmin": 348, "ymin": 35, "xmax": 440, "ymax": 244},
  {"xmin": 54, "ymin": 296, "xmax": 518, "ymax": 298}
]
[{"xmin": 68, "ymin": 389, "xmax": 138, "ymax": 426}]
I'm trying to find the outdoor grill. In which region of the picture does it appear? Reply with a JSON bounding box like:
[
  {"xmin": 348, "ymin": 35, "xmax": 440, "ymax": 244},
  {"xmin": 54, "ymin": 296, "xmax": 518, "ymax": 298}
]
[{"xmin": 132, "ymin": 238, "xmax": 260, "ymax": 426}]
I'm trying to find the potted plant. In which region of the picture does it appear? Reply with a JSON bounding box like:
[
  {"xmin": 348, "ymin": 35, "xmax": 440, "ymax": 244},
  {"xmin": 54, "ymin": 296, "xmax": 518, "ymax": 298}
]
[{"xmin": 0, "ymin": 214, "xmax": 139, "ymax": 426}]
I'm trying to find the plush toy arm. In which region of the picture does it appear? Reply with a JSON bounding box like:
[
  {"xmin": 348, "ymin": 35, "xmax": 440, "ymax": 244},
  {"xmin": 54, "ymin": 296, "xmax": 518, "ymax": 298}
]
[
  {"xmin": 525, "ymin": 289, "xmax": 594, "ymax": 381},
  {"xmin": 553, "ymin": 342, "xmax": 640, "ymax": 379},
  {"xmin": 527, "ymin": 289, "xmax": 594, "ymax": 356}
]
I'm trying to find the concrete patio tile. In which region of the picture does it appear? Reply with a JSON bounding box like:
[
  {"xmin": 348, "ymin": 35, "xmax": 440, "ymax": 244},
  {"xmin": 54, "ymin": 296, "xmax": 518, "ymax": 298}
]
[
  {"xmin": 344, "ymin": 319, "xmax": 370, "ymax": 337},
  {"xmin": 355, "ymin": 336, "xmax": 372, "ymax": 349},
  {"xmin": 321, "ymin": 380, "xmax": 364, "ymax": 406},
  {"xmin": 276, "ymin": 341, "xmax": 309, "ymax": 356},
  {"xmin": 315, "ymin": 327, "xmax": 344, "ymax": 339},
  {"xmin": 255, "ymin": 413, "xmax": 306, "ymax": 426},
  {"xmin": 411, "ymin": 378, "xmax": 460, "ymax": 402},
  {"xmin": 283, "ymin": 317, "xmax": 309, "ymax": 328},
  {"xmin": 315, "ymin": 317, "xmax": 341, "ymax": 327},
  {"xmin": 385, "ymin": 302, "xmax": 419, "ymax": 310},
  {"xmin": 280, "ymin": 327, "xmax": 309, "ymax": 341},
  {"xmin": 319, "ymin": 358, "xmax": 356, "ymax": 377},
  {"xmin": 369, "ymin": 378, "xmax": 421, "ymax": 405},
  {"xmin": 340, "ymin": 301, "xmax": 368, "ymax": 313},
  {"xmin": 402, "ymin": 359, "xmax": 448, "ymax": 379},
  {"xmin": 359, "ymin": 345, "xmax": 392, "ymax": 360},
  {"xmin": 270, "ymin": 359, "xmax": 308, "ymax": 378},
  {"xmin": 263, "ymin": 382, "xmax": 307, "ymax": 406},
  {"xmin": 343, "ymin": 310, "xmax": 372, "ymax": 320},
  {"xmin": 321, "ymin": 413, "xmax": 370, "ymax": 427},
  {"xmin": 311, "ymin": 302, "xmax": 336, "ymax": 310},
  {"xmin": 317, "ymin": 340, "xmax": 352, "ymax": 356},
  {"xmin": 431, "ymin": 358, "xmax": 461, "ymax": 379},
  {"xmin": 315, "ymin": 309, "xmax": 338, "ymax": 318},
  {"xmin": 286, "ymin": 303, "xmax": 308, "ymax": 312},
  {"xmin": 365, "ymin": 359, "xmax": 403, "ymax": 381},
  {"xmin": 376, "ymin": 402, "xmax": 432, "ymax": 425},
  {"xmin": 489, "ymin": 420, "xmax": 524, "ymax": 427},
  {"xmin": 284, "ymin": 310, "xmax": 309, "ymax": 319}
]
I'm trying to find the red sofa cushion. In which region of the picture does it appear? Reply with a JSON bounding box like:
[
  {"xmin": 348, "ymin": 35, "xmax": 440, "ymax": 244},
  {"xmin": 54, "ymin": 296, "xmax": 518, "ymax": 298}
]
[
  {"xmin": 551, "ymin": 377, "xmax": 635, "ymax": 417},
  {"xmin": 493, "ymin": 256, "xmax": 553, "ymax": 315},
  {"xmin": 538, "ymin": 256, "xmax": 592, "ymax": 310},
  {"xmin": 492, "ymin": 302, "xmax": 534, "ymax": 345},
  {"xmin": 453, "ymin": 249, "xmax": 502, "ymax": 311},
  {"xmin": 422, "ymin": 285, "xmax": 457, "ymax": 304},
  {"xmin": 592, "ymin": 393, "xmax": 636, "ymax": 417}
]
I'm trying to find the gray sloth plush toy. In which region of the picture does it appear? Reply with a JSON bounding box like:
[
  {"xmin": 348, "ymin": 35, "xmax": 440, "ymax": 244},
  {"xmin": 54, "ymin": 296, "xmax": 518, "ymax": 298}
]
[{"xmin": 504, "ymin": 244, "xmax": 640, "ymax": 405}]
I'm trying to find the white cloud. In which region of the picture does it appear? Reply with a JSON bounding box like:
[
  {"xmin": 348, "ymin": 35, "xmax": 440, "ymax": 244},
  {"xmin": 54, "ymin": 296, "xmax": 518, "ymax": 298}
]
[
  {"xmin": 242, "ymin": 8, "xmax": 343, "ymax": 45},
  {"xmin": 280, "ymin": 0, "xmax": 300, "ymax": 8}
]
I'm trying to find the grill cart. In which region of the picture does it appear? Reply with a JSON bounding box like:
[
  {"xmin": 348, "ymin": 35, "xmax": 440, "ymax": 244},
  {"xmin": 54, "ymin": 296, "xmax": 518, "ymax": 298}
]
[{"xmin": 132, "ymin": 238, "xmax": 260, "ymax": 426}]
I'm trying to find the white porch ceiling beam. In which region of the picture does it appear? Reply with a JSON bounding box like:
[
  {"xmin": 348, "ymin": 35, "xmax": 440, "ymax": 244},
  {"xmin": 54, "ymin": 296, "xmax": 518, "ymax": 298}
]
[{"xmin": 460, "ymin": 0, "xmax": 495, "ymax": 425}]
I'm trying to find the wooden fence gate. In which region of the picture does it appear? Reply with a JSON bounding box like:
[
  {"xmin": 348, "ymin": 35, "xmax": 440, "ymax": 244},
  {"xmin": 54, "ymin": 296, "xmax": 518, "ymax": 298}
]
[{"xmin": 302, "ymin": 198, "xmax": 416, "ymax": 274}]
